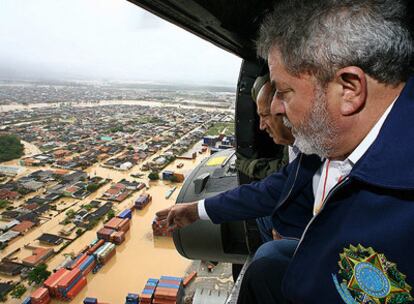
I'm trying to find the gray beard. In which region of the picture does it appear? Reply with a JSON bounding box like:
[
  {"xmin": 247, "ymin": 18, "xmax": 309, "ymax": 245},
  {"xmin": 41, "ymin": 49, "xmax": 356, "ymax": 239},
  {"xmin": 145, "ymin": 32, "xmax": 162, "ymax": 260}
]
[{"xmin": 282, "ymin": 88, "xmax": 337, "ymax": 158}]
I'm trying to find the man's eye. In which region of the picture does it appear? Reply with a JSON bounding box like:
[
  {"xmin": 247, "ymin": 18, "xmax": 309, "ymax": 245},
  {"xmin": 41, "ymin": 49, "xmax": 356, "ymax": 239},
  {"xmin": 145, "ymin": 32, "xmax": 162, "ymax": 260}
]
[{"xmin": 274, "ymin": 89, "xmax": 290, "ymax": 101}]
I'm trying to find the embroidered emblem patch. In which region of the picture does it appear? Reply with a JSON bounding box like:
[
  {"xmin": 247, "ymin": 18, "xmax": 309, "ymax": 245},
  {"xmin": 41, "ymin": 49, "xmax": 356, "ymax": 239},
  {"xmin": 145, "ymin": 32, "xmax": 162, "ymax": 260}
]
[{"xmin": 332, "ymin": 244, "xmax": 413, "ymax": 304}]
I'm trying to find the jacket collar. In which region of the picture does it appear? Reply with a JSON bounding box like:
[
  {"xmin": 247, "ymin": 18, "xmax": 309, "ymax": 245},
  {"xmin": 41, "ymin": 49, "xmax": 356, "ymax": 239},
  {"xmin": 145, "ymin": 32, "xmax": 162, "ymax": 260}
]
[{"xmin": 350, "ymin": 77, "xmax": 414, "ymax": 189}]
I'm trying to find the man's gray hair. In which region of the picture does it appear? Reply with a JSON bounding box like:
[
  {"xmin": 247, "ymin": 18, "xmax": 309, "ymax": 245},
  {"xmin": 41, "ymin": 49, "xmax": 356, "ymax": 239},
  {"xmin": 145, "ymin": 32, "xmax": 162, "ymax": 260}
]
[{"xmin": 257, "ymin": 0, "xmax": 413, "ymax": 85}]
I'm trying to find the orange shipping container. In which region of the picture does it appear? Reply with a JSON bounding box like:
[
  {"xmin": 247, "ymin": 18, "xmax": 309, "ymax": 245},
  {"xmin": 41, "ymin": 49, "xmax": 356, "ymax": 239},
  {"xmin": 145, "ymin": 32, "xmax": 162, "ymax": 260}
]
[
  {"xmin": 87, "ymin": 239, "xmax": 105, "ymax": 255},
  {"xmin": 119, "ymin": 218, "xmax": 130, "ymax": 232},
  {"xmin": 44, "ymin": 268, "xmax": 69, "ymax": 296},
  {"xmin": 57, "ymin": 268, "xmax": 81, "ymax": 289},
  {"xmin": 66, "ymin": 276, "xmax": 87, "ymax": 299},
  {"xmin": 104, "ymin": 217, "xmax": 124, "ymax": 230},
  {"xmin": 31, "ymin": 287, "xmax": 50, "ymax": 304},
  {"xmin": 69, "ymin": 253, "xmax": 88, "ymax": 270}
]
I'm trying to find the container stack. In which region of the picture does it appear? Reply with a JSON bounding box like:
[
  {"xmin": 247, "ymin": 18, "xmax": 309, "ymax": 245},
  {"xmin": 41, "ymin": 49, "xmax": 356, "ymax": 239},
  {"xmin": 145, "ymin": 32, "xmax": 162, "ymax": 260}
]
[
  {"xmin": 87, "ymin": 239, "xmax": 105, "ymax": 255},
  {"xmin": 140, "ymin": 278, "xmax": 159, "ymax": 304},
  {"xmin": 97, "ymin": 227, "xmax": 116, "ymax": 241},
  {"xmin": 79, "ymin": 255, "xmax": 96, "ymax": 276},
  {"xmin": 110, "ymin": 231, "xmax": 126, "ymax": 245},
  {"xmin": 57, "ymin": 268, "xmax": 86, "ymax": 299},
  {"xmin": 44, "ymin": 268, "xmax": 70, "ymax": 298},
  {"xmin": 125, "ymin": 293, "xmax": 140, "ymax": 304},
  {"xmin": 118, "ymin": 208, "xmax": 132, "ymax": 219},
  {"xmin": 69, "ymin": 253, "xmax": 88, "ymax": 270},
  {"xmin": 31, "ymin": 287, "xmax": 50, "ymax": 304},
  {"xmin": 135, "ymin": 193, "xmax": 152, "ymax": 210},
  {"xmin": 94, "ymin": 242, "xmax": 116, "ymax": 265},
  {"xmin": 152, "ymin": 218, "xmax": 172, "ymax": 237},
  {"xmin": 66, "ymin": 276, "xmax": 87, "ymax": 300},
  {"xmin": 104, "ymin": 217, "xmax": 130, "ymax": 233},
  {"xmin": 153, "ymin": 276, "xmax": 183, "ymax": 304}
]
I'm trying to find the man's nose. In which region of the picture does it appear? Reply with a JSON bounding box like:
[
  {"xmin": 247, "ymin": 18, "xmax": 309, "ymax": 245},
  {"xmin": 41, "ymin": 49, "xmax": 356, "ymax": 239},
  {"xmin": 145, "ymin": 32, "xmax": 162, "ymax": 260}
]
[{"xmin": 271, "ymin": 96, "xmax": 286, "ymax": 116}]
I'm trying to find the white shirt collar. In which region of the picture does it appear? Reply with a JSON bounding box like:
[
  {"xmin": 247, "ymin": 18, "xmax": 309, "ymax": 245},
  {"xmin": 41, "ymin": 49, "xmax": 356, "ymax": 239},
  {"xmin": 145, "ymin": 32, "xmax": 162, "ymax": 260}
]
[{"xmin": 347, "ymin": 98, "xmax": 397, "ymax": 165}]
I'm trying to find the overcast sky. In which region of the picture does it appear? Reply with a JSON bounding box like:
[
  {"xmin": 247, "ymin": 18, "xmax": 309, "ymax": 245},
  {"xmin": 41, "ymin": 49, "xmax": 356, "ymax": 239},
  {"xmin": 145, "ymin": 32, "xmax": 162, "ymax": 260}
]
[{"xmin": 0, "ymin": 0, "xmax": 242, "ymax": 86}]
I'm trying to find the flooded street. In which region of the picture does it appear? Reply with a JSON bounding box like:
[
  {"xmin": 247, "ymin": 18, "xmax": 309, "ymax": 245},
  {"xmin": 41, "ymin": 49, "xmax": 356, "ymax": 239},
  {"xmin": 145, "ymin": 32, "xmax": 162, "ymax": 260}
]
[{"xmin": 3, "ymin": 141, "xmax": 208, "ymax": 304}]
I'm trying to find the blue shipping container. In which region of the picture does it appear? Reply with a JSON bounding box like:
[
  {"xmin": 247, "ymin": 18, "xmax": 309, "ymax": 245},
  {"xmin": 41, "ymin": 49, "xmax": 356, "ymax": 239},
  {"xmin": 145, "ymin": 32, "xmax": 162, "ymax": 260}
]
[
  {"xmin": 22, "ymin": 297, "xmax": 31, "ymax": 304},
  {"xmin": 80, "ymin": 256, "xmax": 95, "ymax": 271},
  {"xmin": 157, "ymin": 283, "xmax": 180, "ymax": 289},
  {"xmin": 160, "ymin": 276, "xmax": 182, "ymax": 282},
  {"xmin": 141, "ymin": 289, "xmax": 155, "ymax": 295},
  {"xmin": 84, "ymin": 298, "xmax": 98, "ymax": 304},
  {"xmin": 118, "ymin": 209, "xmax": 132, "ymax": 219},
  {"xmin": 125, "ymin": 293, "xmax": 139, "ymax": 304}
]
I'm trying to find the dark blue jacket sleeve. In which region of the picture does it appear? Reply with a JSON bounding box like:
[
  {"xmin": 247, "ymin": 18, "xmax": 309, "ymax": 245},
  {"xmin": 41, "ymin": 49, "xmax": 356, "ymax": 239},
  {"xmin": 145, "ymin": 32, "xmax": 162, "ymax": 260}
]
[{"xmin": 204, "ymin": 164, "xmax": 290, "ymax": 224}]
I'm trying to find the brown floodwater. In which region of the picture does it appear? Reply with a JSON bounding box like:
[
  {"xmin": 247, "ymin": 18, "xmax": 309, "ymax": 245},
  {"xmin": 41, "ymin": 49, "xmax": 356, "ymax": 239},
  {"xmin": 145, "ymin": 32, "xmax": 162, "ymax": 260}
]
[
  {"xmin": 3, "ymin": 141, "xmax": 209, "ymax": 304},
  {"xmin": 1, "ymin": 100, "xmax": 232, "ymax": 113}
]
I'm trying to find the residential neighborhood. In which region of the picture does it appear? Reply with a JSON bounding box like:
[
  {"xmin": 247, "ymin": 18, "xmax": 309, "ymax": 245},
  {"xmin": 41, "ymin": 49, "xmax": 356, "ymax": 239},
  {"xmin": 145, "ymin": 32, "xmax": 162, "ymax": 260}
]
[{"xmin": 0, "ymin": 82, "xmax": 236, "ymax": 303}]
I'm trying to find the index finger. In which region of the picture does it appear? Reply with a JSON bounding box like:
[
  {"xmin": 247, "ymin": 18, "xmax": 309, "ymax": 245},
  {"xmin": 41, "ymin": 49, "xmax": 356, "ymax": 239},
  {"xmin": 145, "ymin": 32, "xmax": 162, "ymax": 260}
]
[{"xmin": 155, "ymin": 206, "xmax": 172, "ymax": 219}]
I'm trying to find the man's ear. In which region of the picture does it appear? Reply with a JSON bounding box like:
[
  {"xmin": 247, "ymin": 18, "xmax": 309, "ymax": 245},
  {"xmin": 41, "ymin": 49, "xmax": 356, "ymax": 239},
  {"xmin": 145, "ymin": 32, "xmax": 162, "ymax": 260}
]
[{"xmin": 335, "ymin": 67, "xmax": 367, "ymax": 116}]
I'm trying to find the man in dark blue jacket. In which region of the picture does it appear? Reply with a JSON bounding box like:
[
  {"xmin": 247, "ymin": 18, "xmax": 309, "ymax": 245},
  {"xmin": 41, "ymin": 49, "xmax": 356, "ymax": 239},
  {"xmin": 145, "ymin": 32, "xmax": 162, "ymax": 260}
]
[{"xmin": 157, "ymin": 0, "xmax": 414, "ymax": 302}]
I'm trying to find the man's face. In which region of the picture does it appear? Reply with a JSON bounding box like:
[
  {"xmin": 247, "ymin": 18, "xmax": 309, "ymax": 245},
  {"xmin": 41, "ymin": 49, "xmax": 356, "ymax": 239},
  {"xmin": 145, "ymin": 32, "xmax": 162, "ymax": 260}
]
[
  {"xmin": 256, "ymin": 82, "xmax": 294, "ymax": 146},
  {"xmin": 268, "ymin": 48, "xmax": 338, "ymax": 158}
]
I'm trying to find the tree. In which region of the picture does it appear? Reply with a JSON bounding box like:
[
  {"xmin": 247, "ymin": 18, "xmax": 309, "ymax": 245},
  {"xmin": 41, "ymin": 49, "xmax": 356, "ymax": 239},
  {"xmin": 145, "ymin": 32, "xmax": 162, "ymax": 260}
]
[
  {"xmin": 148, "ymin": 172, "xmax": 159, "ymax": 181},
  {"xmin": 83, "ymin": 204, "xmax": 93, "ymax": 211},
  {"xmin": 107, "ymin": 209, "xmax": 115, "ymax": 221},
  {"xmin": 86, "ymin": 183, "xmax": 100, "ymax": 192},
  {"xmin": 0, "ymin": 292, "xmax": 6, "ymax": 302},
  {"xmin": 86, "ymin": 218, "xmax": 99, "ymax": 230},
  {"xmin": 75, "ymin": 228, "xmax": 83, "ymax": 236},
  {"xmin": 0, "ymin": 134, "xmax": 24, "ymax": 162},
  {"xmin": 10, "ymin": 284, "xmax": 26, "ymax": 299},
  {"xmin": 0, "ymin": 200, "xmax": 9, "ymax": 209},
  {"xmin": 27, "ymin": 264, "xmax": 51, "ymax": 285},
  {"xmin": 65, "ymin": 209, "xmax": 76, "ymax": 219}
]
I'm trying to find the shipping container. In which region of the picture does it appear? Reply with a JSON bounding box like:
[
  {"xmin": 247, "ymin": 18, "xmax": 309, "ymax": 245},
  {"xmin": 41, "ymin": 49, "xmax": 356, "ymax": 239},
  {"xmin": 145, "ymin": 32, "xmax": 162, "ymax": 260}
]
[
  {"xmin": 66, "ymin": 276, "xmax": 87, "ymax": 299},
  {"xmin": 160, "ymin": 276, "xmax": 182, "ymax": 282},
  {"xmin": 183, "ymin": 271, "xmax": 197, "ymax": 287},
  {"xmin": 69, "ymin": 253, "xmax": 88, "ymax": 270},
  {"xmin": 134, "ymin": 194, "xmax": 151, "ymax": 210},
  {"xmin": 57, "ymin": 268, "xmax": 81, "ymax": 289},
  {"xmin": 94, "ymin": 242, "xmax": 112, "ymax": 256},
  {"xmin": 172, "ymin": 172, "xmax": 185, "ymax": 183},
  {"xmin": 79, "ymin": 255, "xmax": 96, "ymax": 275},
  {"xmin": 152, "ymin": 219, "xmax": 172, "ymax": 237},
  {"xmin": 97, "ymin": 227, "xmax": 115, "ymax": 241},
  {"xmin": 111, "ymin": 230, "xmax": 126, "ymax": 245},
  {"xmin": 44, "ymin": 268, "xmax": 69, "ymax": 296},
  {"xmin": 22, "ymin": 297, "xmax": 31, "ymax": 304},
  {"xmin": 31, "ymin": 287, "xmax": 50, "ymax": 304},
  {"xmin": 83, "ymin": 297, "xmax": 97, "ymax": 304},
  {"xmin": 87, "ymin": 239, "xmax": 105, "ymax": 255},
  {"xmin": 118, "ymin": 209, "xmax": 132, "ymax": 219},
  {"xmin": 96, "ymin": 243, "xmax": 116, "ymax": 264},
  {"xmin": 104, "ymin": 217, "xmax": 124, "ymax": 230},
  {"xmin": 60, "ymin": 274, "xmax": 83, "ymax": 297},
  {"xmin": 162, "ymin": 170, "xmax": 174, "ymax": 180},
  {"xmin": 119, "ymin": 218, "xmax": 130, "ymax": 232},
  {"xmin": 81, "ymin": 260, "xmax": 96, "ymax": 276},
  {"xmin": 125, "ymin": 293, "xmax": 139, "ymax": 304}
]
